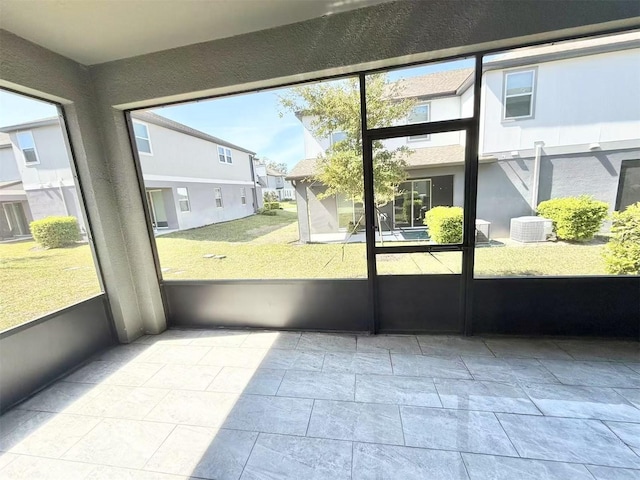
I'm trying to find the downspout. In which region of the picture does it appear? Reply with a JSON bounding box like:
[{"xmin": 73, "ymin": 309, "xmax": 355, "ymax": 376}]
[
  {"xmin": 248, "ymin": 155, "xmax": 259, "ymax": 212},
  {"xmin": 58, "ymin": 179, "xmax": 69, "ymax": 216},
  {"xmin": 531, "ymin": 141, "xmax": 544, "ymax": 214}
]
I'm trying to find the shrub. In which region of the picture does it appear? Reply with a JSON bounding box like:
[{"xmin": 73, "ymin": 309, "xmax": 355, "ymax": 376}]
[
  {"xmin": 537, "ymin": 195, "xmax": 608, "ymax": 241},
  {"xmin": 603, "ymin": 202, "xmax": 640, "ymax": 275},
  {"xmin": 424, "ymin": 206, "xmax": 463, "ymax": 244},
  {"xmin": 30, "ymin": 216, "xmax": 80, "ymax": 248},
  {"xmin": 264, "ymin": 202, "xmax": 281, "ymax": 210},
  {"xmin": 263, "ymin": 191, "xmax": 278, "ymax": 203},
  {"xmin": 257, "ymin": 208, "xmax": 277, "ymax": 216}
]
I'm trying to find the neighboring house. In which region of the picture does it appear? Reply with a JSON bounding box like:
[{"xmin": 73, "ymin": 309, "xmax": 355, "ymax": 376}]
[
  {"xmin": 253, "ymin": 158, "xmax": 295, "ymax": 201},
  {"xmin": 0, "ymin": 112, "xmax": 259, "ymax": 239},
  {"xmin": 288, "ymin": 32, "xmax": 640, "ymax": 242}
]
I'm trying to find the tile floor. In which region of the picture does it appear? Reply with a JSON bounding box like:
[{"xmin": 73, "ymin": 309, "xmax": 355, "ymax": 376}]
[{"xmin": 1, "ymin": 329, "xmax": 639, "ymax": 479}]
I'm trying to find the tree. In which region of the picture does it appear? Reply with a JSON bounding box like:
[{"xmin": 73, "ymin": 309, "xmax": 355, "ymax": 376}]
[
  {"xmin": 279, "ymin": 75, "xmax": 415, "ymax": 220},
  {"xmin": 266, "ymin": 161, "xmax": 289, "ymax": 174}
]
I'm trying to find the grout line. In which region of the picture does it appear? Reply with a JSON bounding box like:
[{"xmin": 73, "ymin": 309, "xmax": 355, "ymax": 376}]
[
  {"xmin": 140, "ymin": 422, "xmax": 178, "ymax": 471},
  {"xmin": 494, "ymin": 412, "xmax": 522, "ymax": 458},
  {"xmin": 397, "ymin": 404, "xmax": 406, "ymax": 446},
  {"xmin": 305, "ymin": 399, "xmax": 315, "ymax": 437},
  {"xmin": 239, "ymin": 430, "xmax": 260, "ymax": 478},
  {"xmin": 459, "ymin": 451, "xmax": 473, "ymax": 480},
  {"xmin": 350, "ymin": 440, "xmax": 355, "ymax": 480}
]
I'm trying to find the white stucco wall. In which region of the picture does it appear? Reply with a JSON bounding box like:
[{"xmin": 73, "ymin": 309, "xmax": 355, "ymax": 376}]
[
  {"xmin": 0, "ymin": 146, "xmax": 20, "ymax": 182},
  {"xmin": 481, "ymin": 47, "xmax": 640, "ymax": 155}
]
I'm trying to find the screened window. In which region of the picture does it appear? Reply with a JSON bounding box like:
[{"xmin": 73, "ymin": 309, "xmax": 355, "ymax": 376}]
[
  {"xmin": 240, "ymin": 187, "xmax": 247, "ymax": 205},
  {"xmin": 218, "ymin": 146, "xmax": 232, "ymax": 163},
  {"xmin": 504, "ymin": 70, "xmax": 536, "ymax": 119},
  {"xmin": 408, "ymin": 104, "xmax": 430, "ymax": 141},
  {"xmin": 617, "ymin": 160, "xmax": 640, "ymax": 211},
  {"xmin": 214, "ymin": 187, "xmax": 223, "ymax": 208},
  {"xmin": 177, "ymin": 187, "xmax": 190, "ymax": 212},
  {"xmin": 16, "ymin": 131, "xmax": 39, "ymax": 164},
  {"xmin": 133, "ymin": 122, "xmax": 152, "ymax": 154}
]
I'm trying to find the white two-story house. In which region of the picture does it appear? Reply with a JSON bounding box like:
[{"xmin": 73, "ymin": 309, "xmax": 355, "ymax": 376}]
[
  {"xmin": 253, "ymin": 158, "xmax": 295, "ymax": 202},
  {"xmin": 0, "ymin": 111, "xmax": 259, "ymax": 239},
  {"xmin": 288, "ymin": 32, "xmax": 640, "ymax": 242}
]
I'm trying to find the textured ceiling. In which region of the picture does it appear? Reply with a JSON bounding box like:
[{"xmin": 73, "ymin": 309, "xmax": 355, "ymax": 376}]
[{"xmin": 0, "ymin": 0, "xmax": 394, "ymax": 65}]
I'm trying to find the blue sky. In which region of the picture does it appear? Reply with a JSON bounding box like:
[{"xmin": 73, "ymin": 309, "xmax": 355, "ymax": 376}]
[{"xmin": 1, "ymin": 57, "xmax": 473, "ymax": 171}]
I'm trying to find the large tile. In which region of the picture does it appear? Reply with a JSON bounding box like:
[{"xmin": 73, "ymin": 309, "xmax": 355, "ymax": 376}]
[
  {"xmin": 241, "ymin": 331, "xmax": 301, "ymax": 349},
  {"xmin": 391, "ymin": 354, "xmax": 472, "ymax": 379},
  {"xmin": 16, "ymin": 381, "xmax": 97, "ymax": 413},
  {"xmin": 628, "ymin": 363, "xmax": 640, "ymax": 375},
  {"xmin": 70, "ymin": 385, "xmax": 169, "ymax": 420},
  {"xmin": 63, "ymin": 418, "xmax": 174, "ymax": 469},
  {"xmin": 555, "ymin": 339, "xmax": 640, "ymax": 362},
  {"xmin": 65, "ymin": 361, "xmax": 163, "ymax": 386},
  {"xmin": 198, "ymin": 347, "xmax": 268, "ymax": 368},
  {"xmin": 145, "ymin": 425, "xmax": 257, "ymax": 479},
  {"xmin": 0, "ymin": 452, "xmax": 18, "ymax": 470},
  {"xmin": 241, "ymin": 433, "xmax": 351, "ymax": 480},
  {"xmin": 223, "ymin": 394, "xmax": 314, "ymax": 436},
  {"xmin": 616, "ymin": 388, "xmax": 640, "ymax": 410},
  {"xmin": 355, "ymin": 374, "xmax": 441, "ymax": 407},
  {"xmin": 462, "ymin": 356, "xmax": 559, "ymax": 384},
  {"xmin": 0, "ymin": 412, "xmax": 100, "ymax": 458},
  {"xmin": 191, "ymin": 330, "xmax": 250, "ymax": 347},
  {"xmin": 323, "ymin": 352, "xmax": 392, "ymax": 374},
  {"xmin": 0, "ymin": 455, "xmax": 95, "ymax": 480},
  {"xmin": 133, "ymin": 329, "xmax": 201, "ymax": 346},
  {"xmin": 259, "ymin": 349, "xmax": 324, "ymax": 371},
  {"xmin": 497, "ymin": 413, "xmax": 640, "ymax": 468},
  {"xmin": 462, "ymin": 453, "xmax": 594, "ymax": 480},
  {"xmin": 208, "ymin": 367, "xmax": 285, "ymax": 395},
  {"xmin": 277, "ymin": 370, "xmax": 354, "ymax": 401},
  {"xmin": 353, "ymin": 443, "xmax": 469, "ymax": 480},
  {"xmin": 307, "ymin": 400, "xmax": 404, "ymax": 445},
  {"xmin": 417, "ymin": 336, "xmax": 494, "ymax": 357},
  {"xmin": 138, "ymin": 345, "xmax": 211, "ymax": 365},
  {"xmin": 435, "ymin": 379, "xmax": 540, "ymax": 414},
  {"xmin": 401, "ymin": 407, "xmax": 517, "ymax": 456},
  {"xmin": 483, "ymin": 338, "xmax": 573, "ymax": 360},
  {"xmin": 96, "ymin": 344, "xmax": 153, "ymax": 363},
  {"xmin": 587, "ymin": 466, "xmax": 640, "ymax": 480},
  {"xmin": 296, "ymin": 333, "xmax": 357, "ymax": 352},
  {"xmin": 86, "ymin": 465, "xmax": 188, "ymax": 479},
  {"xmin": 541, "ymin": 360, "xmax": 640, "ymax": 388},
  {"xmin": 525, "ymin": 384, "xmax": 640, "ymax": 422},
  {"xmin": 356, "ymin": 335, "xmax": 422, "ymax": 354},
  {"xmin": 606, "ymin": 421, "xmax": 640, "ymax": 456},
  {"xmin": 143, "ymin": 364, "xmax": 222, "ymax": 390},
  {"xmin": 145, "ymin": 390, "xmax": 239, "ymax": 427},
  {"xmin": 0, "ymin": 409, "xmax": 37, "ymax": 437}
]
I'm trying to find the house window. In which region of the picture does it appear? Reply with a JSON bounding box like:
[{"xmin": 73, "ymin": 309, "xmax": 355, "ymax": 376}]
[
  {"xmin": 330, "ymin": 131, "xmax": 347, "ymax": 146},
  {"xmin": 408, "ymin": 104, "xmax": 430, "ymax": 141},
  {"xmin": 16, "ymin": 131, "xmax": 39, "ymax": 164},
  {"xmin": 176, "ymin": 187, "xmax": 190, "ymax": 212},
  {"xmin": 214, "ymin": 187, "xmax": 223, "ymax": 208},
  {"xmin": 133, "ymin": 122, "xmax": 152, "ymax": 154},
  {"xmin": 504, "ymin": 69, "xmax": 536, "ymax": 119},
  {"xmin": 240, "ymin": 187, "xmax": 247, "ymax": 205},
  {"xmin": 616, "ymin": 159, "xmax": 640, "ymax": 212},
  {"xmin": 218, "ymin": 146, "xmax": 232, "ymax": 164}
]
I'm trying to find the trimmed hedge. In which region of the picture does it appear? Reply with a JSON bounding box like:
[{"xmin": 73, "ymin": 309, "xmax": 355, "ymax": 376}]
[
  {"xmin": 603, "ymin": 202, "xmax": 640, "ymax": 275},
  {"xmin": 424, "ymin": 206, "xmax": 463, "ymax": 244},
  {"xmin": 537, "ymin": 196, "xmax": 608, "ymax": 241},
  {"xmin": 30, "ymin": 216, "xmax": 80, "ymax": 248},
  {"xmin": 257, "ymin": 208, "xmax": 277, "ymax": 216},
  {"xmin": 264, "ymin": 202, "xmax": 281, "ymax": 210}
]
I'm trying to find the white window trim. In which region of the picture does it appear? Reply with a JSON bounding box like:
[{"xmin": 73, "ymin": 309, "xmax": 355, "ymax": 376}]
[
  {"xmin": 218, "ymin": 146, "xmax": 233, "ymax": 164},
  {"xmin": 407, "ymin": 103, "xmax": 431, "ymax": 142},
  {"xmin": 502, "ymin": 68, "xmax": 537, "ymax": 121},
  {"xmin": 176, "ymin": 187, "xmax": 191, "ymax": 212},
  {"xmin": 133, "ymin": 121, "xmax": 153, "ymax": 156},
  {"xmin": 240, "ymin": 187, "xmax": 247, "ymax": 205},
  {"xmin": 16, "ymin": 130, "xmax": 40, "ymax": 165},
  {"xmin": 214, "ymin": 187, "xmax": 224, "ymax": 208}
]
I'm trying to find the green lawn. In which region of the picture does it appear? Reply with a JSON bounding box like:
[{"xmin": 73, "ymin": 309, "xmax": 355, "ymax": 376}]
[{"xmin": 0, "ymin": 207, "xmax": 612, "ymax": 331}]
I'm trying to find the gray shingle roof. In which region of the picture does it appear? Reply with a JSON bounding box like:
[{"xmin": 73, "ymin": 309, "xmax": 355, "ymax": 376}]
[
  {"xmin": 390, "ymin": 68, "xmax": 474, "ymax": 99},
  {"xmin": 287, "ymin": 145, "xmax": 470, "ymax": 180},
  {"xmin": 132, "ymin": 111, "xmax": 255, "ymax": 155}
]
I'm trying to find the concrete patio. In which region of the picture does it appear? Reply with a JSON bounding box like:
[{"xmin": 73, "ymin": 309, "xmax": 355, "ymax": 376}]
[{"xmin": 1, "ymin": 329, "xmax": 639, "ymax": 479}]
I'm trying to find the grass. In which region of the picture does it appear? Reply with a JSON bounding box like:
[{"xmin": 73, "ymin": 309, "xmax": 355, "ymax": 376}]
[{"xmin": 0, "ymin": 206, "xmax": 613, "ymax": 331}]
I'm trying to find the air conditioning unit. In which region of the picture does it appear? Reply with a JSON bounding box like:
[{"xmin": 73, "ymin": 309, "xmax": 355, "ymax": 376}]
[{"xmin": 510, "ymin": 216, "xmax": 553, "ymax": 243}]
